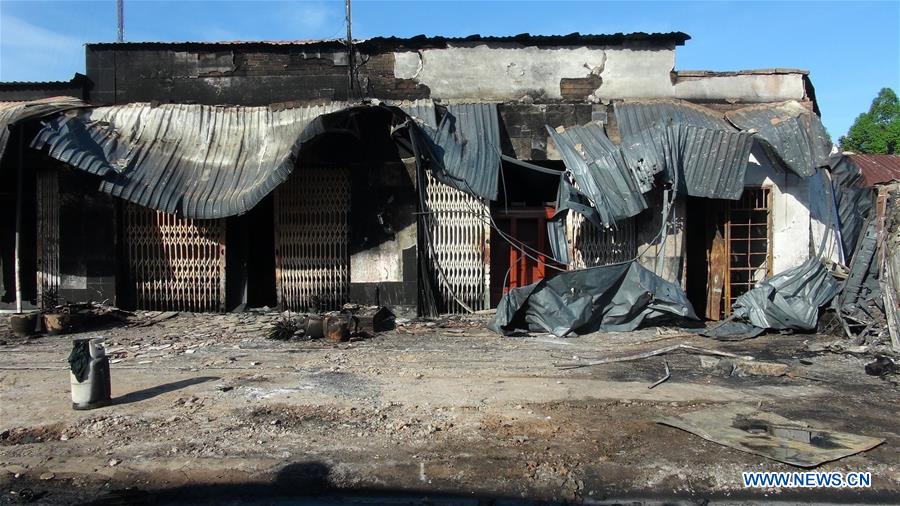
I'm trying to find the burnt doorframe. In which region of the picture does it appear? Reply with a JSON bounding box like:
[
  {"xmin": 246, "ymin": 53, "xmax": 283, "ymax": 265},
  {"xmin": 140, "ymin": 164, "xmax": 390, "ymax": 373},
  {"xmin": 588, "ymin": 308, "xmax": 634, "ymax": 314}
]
[{"xmin": 685, "ymin": 186, "xmax": 774, "ymax": 320}]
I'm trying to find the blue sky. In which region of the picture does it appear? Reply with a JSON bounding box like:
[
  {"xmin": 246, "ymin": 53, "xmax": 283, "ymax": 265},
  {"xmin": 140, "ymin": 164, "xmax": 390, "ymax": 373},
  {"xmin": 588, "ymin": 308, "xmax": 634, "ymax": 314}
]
[{"xmin": 1, "ymin": 1, "xmax": 898, "ymax": 138}]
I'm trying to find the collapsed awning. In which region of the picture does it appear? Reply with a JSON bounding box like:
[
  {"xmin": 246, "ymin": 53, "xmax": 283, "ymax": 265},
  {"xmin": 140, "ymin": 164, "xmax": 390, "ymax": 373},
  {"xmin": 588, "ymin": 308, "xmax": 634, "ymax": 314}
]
[
  {"xmin": 32, "ymin": 102, "xmax": 347, "ymax": 219},
  {"xmin": 489, "ymin": 260, "xmax": 698, "ymax": 337},
  {"xmin": 0, "ymin": 96, "xmax": 85, "ymax": 163},
  {"xmin": 614, "ymin": 99, "xmax": 755, "ymax": 200},
  {"xmin": 725, "ymin": 100, "xmax": 832, "ymax": 177},
  {"xmin": 415, "ymin": 103, "xmax": 501, "ymax": 201},
  {"xmin": 547, "ymin": 123, "xmax": 647, "ymax": 227}
]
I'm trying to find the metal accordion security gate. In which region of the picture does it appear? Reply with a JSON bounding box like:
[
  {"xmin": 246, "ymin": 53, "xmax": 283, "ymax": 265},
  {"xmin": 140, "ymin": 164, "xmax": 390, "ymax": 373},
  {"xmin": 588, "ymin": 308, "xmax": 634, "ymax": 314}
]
[
  {"xmin": 35, "ymin": 169, "xmax": 60, "ymax": 308},
  {"xmin": 124, "ymin": 204, "xmax": 226, "ymax": 312},
  {"xmin": 566, "ymin": 212, "xmax": 637, "ymax": 268},
  {"xmin": 274, "ymin": 167, "xmax": 351, "ymax": 311},
  {"xmin": 423, "ymin": 175, "xmax": 490, "ymax": 314}
]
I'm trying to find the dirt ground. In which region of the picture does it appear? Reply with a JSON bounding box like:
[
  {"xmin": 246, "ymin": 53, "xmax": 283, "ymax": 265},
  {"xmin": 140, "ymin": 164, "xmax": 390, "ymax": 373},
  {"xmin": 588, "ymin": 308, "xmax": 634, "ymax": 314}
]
[{"xmin": 0, "ymin": 311, "xmax": 898, "ymax": 505}]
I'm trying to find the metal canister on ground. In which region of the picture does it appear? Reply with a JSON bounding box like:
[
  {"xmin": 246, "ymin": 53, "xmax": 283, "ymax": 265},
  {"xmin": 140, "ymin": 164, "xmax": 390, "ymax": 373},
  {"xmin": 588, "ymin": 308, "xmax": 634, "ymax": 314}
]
[
  {"xmin": 68, "ymin": 338, "xmax": 112, "ymax": 410},
  {"xmin": 324, "ymin": 315, "xmax": 350, "ymax": 342}
]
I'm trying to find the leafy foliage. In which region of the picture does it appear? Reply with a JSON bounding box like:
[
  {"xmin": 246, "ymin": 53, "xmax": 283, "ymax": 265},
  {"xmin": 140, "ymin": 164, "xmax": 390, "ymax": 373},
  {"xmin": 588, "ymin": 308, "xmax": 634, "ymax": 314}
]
[{"xmin": 839, "ymin": 88, "xmax": 900, "ymax": 154}]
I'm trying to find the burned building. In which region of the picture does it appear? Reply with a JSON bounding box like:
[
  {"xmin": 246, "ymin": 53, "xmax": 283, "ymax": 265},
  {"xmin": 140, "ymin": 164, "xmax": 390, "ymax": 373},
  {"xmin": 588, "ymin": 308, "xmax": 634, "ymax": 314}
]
[{"xmin": 0, "ymin": 32, "xmax": 848, "ymax": 329}]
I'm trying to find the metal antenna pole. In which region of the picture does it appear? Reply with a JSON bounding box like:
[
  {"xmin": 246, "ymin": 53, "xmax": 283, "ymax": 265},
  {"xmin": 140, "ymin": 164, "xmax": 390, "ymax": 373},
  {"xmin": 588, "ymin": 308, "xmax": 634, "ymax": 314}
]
[
  {"xmin": 116, "ymin": 0, "xmax": 124, "ymax": 42},
  {"xmin": 345, "ymin": 0, "xmax": 353, "ymax": 97}
]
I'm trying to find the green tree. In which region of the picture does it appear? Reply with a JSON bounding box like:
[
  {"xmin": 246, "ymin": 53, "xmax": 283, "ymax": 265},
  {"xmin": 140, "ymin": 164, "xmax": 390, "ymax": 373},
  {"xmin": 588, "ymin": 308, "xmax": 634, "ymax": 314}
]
[{"xmin": 839, "ymin": 87, "xmax": 900, "ymax": 154}]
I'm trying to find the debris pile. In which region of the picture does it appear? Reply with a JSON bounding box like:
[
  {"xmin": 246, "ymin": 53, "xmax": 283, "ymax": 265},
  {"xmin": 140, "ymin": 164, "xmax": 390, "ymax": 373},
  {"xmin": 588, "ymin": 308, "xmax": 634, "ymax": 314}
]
[{"xmin": 266, "ymin": 305, "xmax": 396, "ymax": 342}]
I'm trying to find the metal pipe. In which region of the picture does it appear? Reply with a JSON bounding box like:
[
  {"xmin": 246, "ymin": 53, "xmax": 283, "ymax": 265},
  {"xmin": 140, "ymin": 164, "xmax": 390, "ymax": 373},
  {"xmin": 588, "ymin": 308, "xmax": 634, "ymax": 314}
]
[
  {"xmin": 116, "ymin": 0, "xmax": 124, "ymax": 42},
  {"xmin": 14, "ymin": 132, "xmax": 23, "ymax": 313},
  {"xmin": 345, "ymin": 0, "xmax": 353, "ymax": 98}
]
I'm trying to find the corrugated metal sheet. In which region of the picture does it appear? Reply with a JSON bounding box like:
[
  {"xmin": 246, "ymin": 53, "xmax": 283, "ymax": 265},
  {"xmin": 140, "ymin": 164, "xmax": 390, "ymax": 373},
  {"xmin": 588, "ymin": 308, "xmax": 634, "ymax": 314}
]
[
  {"xmin": 668, "ymin": 124, "xmax": 755, "ymax": 200},
  {"xmin": 828, "ymin": 154, "xmax": 874, "ymax": 260},
  {"xmin": 725, "ymin": 100, "xmax": 831, "ymax": 177},
  {"xmin": 615, "ymin": 99, "xmax": 735, "ymax": 184},
  {"xmin": 422, "ymin": 103, "xmax": 501, "ymax": 200},
  {"xmin": 547, "ymin": 123, "xmax": 647, "ymax": 227},
  {"xmin": 32, "ymin": 102, "xmax": 345, "ymax": 219},
  {"xmin": 0, "ymin": 96, "xmax": 85, "ymax": 163},
  {"xmin": 397, "ymin": 99, "xmax": 437, "ymax": 129},
  {"xmin": 848, "ymin": 154, "xmax": 900, "ymax": 187}
]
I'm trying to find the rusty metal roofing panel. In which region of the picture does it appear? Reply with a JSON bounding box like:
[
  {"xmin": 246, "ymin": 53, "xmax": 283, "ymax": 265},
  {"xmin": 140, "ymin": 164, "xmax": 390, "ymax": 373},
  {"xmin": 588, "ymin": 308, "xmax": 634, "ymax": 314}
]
[
  {"xmin": 725, "ymin": 100, "xmax": 831, "ymax": 177},
  {"xmin": 614, "ymin": 99, "xmax": 734, "ymax": 183},
  {"xmin": 0, "ymin": 96, "xmax": 85, "ymax": 163},
  {"xmin": 847, "ymin": 154, "xmax": 900, "ymax": 187},
  {"xmin": 547, "ymin": 123, "xmax": 647, "ymax": 226},
  {"xmin": 422, "ymin": 102, "xmax": 500, "ymax": 200},
  {"xmin": 32, "ymin": 102, "xmax": 345, "ymax": 219},
  {"xmin": 668, "ymin": 124, "xmax": 755, "ymax": 200}
]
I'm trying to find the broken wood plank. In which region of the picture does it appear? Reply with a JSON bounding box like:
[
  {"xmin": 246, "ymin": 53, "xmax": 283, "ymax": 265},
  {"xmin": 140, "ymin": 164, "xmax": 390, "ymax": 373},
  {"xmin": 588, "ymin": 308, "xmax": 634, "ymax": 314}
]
[
  {"xmin": 555, "ymin": 343, "xmax": 754, "ymax": 369},
  {"xmin": 706, "ymin": 228, "xmax": 726, "ymax": 321}
]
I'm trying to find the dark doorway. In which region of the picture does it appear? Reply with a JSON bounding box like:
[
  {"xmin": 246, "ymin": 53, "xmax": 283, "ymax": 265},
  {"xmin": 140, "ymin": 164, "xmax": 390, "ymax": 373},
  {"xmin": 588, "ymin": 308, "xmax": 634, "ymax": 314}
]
[
  {"xmin": 490, "ymin": 160, "xmax": 564, "ymax": 307},
  {"xmin": 685, "ymin": 188, "xmax": 773, "ymax": 320}
]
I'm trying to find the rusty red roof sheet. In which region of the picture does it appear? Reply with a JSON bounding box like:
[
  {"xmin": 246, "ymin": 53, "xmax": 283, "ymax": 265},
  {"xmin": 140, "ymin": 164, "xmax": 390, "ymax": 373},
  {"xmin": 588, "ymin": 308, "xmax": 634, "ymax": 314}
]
[{"xmin": 848, "ymin": 154, "xmax": 900, "ymax": 187}]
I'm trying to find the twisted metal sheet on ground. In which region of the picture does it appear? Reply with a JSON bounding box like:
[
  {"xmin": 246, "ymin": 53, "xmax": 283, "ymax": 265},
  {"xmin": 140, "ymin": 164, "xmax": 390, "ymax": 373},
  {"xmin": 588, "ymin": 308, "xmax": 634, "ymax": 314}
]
[
  {"xmin": 32, "ymin": 102, "xmax": 345, "ymax": 219},
  {"xmin": 547, "ymin": 123, "xmax": 646, "ymax": 227},
  {"xmin": 725, "ymin": 100, "xmax": 831, "ymax": 177},
  {"xmin": 0, "ymin": 97, "xmax": 85, "ymax": 163},
  {"xmin": 668, "ymin": 124, "xmax": 755, "ymax": 200},
  {"xmin": 421, "ymin": 103, "xmax": 501, "ymax": 200},
  {"xmin": 614, "ymin": 99, "xmax": 734, "ymax": 185},
  {"xmin": 489, "ymin": 260, "xmax": 698, "ymax": 337},
  {"xmin": 731, "ymin": 258, "xmax": 840, "ymax": 331}
]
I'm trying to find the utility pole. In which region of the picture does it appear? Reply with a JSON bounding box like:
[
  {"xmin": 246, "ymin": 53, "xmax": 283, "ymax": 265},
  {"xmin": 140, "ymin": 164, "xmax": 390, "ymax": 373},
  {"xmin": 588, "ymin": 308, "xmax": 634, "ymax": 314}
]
[
  {"xmin": 345, "ymin": 0, "xmax": 354, "ymax": 98},
  {"xmin": 116, "ymin": 0, "xmax": 124, "ymax": 42}
]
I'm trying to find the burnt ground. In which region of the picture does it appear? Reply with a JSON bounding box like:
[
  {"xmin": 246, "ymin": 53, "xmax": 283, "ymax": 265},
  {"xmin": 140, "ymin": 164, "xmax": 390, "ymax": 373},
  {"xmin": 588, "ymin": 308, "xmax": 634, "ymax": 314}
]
[{"xmin": 0, "ymin": 312, "xmax": 898, "ymax": 505}]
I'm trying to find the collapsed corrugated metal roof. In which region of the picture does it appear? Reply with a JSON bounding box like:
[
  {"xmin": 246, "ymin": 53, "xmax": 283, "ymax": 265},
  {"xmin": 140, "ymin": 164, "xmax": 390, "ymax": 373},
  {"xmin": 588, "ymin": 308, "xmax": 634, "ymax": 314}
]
[
  {"xmin": 32, "ymin": 102, "xmax": 346, "ymax": 219},
  {"xmin": 419, "ymin": 103, "xmax": 501, "ymax": 200},
  {"xmin": 667, "ymin": 124, "xmax": 755, "ymax": 199},
  {"xmin": 615, "ymin": 99, "xmax": 733, "ymax": 181},
  {"xmin": 828, "ymin": 154, "xmax": 874, "ymax": 260},
  {"xmin": 0, "ymin": 96, "xmax": 85, "ymax": 163},
  {"xmin": 613, "ymin": 99, "xmax": 753, "ymax": 200},
  {"xmin": 547, "ymin": 123, "xmax": 647, "ymax": 226},
  {"xmin": 847, "ymin": 153, "xmax": 900, "ymax": 187},
  {"xmin": 725, "ymin": 100, "xmax": 831, "ymax": 177},
  {"xmin": 396, "ymin": 99, "xmax": 438, "ymax": 129}
]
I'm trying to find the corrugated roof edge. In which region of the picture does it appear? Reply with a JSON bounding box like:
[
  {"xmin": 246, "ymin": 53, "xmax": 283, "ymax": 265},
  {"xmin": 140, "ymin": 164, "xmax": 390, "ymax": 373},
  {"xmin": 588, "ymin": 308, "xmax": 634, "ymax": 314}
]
[
  {"xmin": 847, "ymin": 153, "xmax": 900, "ymax": 187},
  {"xmin": 0, "ymin": 73, "xmax": 88, "ymax": 89},
  {"xmin": 86, "ymin": 32, "xmax": 691, "ymax": 49}
]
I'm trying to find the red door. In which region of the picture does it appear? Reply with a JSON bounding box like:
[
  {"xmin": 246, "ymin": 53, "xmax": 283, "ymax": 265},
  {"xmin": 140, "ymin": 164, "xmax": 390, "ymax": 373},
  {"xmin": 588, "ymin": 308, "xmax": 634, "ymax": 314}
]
[{"xmin": 490, "ymin": 206, "xmax": 563, "ymax": 306}]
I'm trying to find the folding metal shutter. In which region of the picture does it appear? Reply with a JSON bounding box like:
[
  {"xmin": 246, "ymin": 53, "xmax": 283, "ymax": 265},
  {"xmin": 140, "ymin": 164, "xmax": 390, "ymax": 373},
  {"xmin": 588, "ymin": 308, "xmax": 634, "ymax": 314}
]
[
  {"xmin": 124, "ymin": 204, "xmax": 226, "ymax": 312},
  {"xmin": 566, "ymin": 213, "xmax": 637, "ymax": 268},
  {"xmin": 35, "ymin": 169, "xmax": 60, "ymax": 308},
  {"xmin": 274, "ymin": 167, "xmax": 351, "ymax": 311},
  {"xmin": 424, "ymin": 175, "xmax": 490, "ymax": 314}
]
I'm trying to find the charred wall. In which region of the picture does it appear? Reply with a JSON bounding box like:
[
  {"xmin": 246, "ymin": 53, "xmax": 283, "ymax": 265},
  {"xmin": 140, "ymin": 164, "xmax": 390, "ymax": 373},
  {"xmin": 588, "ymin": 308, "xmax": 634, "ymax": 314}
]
[
  {"xmin": 56, "ymin": 170, "xmax": 117, "ymax": 305},
  {"xmin": 86, "ymin": 43, "xmax": 351, "ymax": 105}
]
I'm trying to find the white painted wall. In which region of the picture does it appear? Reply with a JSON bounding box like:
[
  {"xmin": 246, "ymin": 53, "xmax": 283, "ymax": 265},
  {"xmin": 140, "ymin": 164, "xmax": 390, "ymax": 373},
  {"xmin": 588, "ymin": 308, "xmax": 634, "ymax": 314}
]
[
  {"xmin": 394, "ymin": 44, "xmax": 672, "ymax": 101},
  {"xmin": 673, "ymin": 74, "xmax": 806, "ymax": 103},
  {"xmin": 390, "ymin": 43, "xmax": 807, "ymax": 103},
  {"xmin": 745, "ymin": 143, "xmax": 812, "ymax": 273}
]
